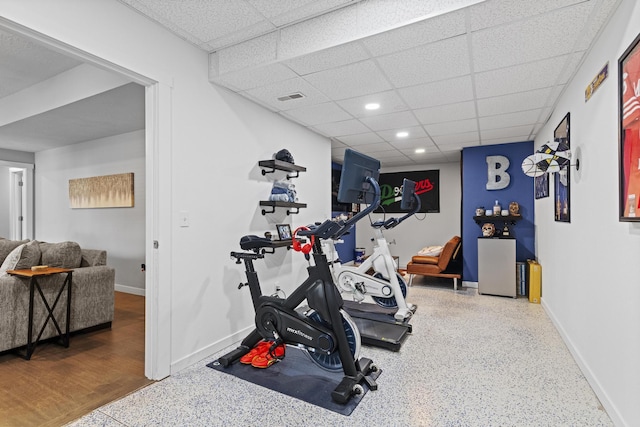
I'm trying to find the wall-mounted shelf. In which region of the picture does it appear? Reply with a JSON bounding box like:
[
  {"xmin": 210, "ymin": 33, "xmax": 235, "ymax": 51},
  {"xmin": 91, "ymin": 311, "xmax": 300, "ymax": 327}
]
[
  {"xmin": 258, "ymin": 160, "xmax": 306, "ymax": 179},
  {"xmin": 473, "ymin": 215, "xmax": 522, "ymax": 225},
  {"xmin": 260, "ymin": 239, "xmax": 297, "ymax": 253},
  {"xmin": 259, "ymin": 159, "xmax": 307, "ymax": 215},
  {"xmin": 260, "ymin": 201, "xmax": 307, "ymax": 215}
]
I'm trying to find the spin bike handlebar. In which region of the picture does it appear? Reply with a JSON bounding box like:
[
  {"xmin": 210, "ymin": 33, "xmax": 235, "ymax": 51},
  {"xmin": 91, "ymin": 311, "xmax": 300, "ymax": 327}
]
[
  {"xmin": 296, "ymin": 177, "xmax": 382, "ymax": 242},
  {"xmin": 372, "ymin": 192, "xmax": 421, "ymax": 230}
]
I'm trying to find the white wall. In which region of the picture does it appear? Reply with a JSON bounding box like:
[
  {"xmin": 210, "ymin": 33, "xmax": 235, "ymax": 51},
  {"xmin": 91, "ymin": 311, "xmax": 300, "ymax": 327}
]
[
  {"xmin": 35, "ymin": 130, "xmax": 146, "ymax": 292},
  {"xmin": 534, "ymin": 0, "xmax": 640, "ymax": 425},
  {"xmin": 0, "ymin": 0, "xmax": 332, "ymax": 375},
  {"xmin": 0, "ymin": 166, "xmax": 10, "ymax": 237},
  {"xmin": 356, "ymin": 162, "xmax": 461, "ymax": 268}
]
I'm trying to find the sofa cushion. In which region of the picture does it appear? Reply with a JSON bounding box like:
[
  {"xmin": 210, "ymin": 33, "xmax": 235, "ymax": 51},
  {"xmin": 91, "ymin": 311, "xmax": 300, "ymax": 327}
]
[
  {"xmin": 0, "ymin": 241, "xmax": 41, "ymax": 276},
  {"xmin": 39, "ymin": 241, "xmax": 82, "ymax": 269},
  {"xmin": 0, "ymin": 239, "xmax": 30, "ymax": 265}
]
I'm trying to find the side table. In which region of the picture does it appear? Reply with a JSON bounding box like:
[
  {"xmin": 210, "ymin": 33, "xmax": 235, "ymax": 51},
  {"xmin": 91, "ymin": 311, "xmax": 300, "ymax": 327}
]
[{"xmin": 6, "ymin": 267, "xmax": 73, "ymax": 360}]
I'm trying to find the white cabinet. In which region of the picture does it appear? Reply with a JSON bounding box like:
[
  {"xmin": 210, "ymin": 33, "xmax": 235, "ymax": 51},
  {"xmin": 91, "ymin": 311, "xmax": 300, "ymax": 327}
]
[{"xmin": 478, "ymin": 238, "xmax": 516, "ymax": 298}]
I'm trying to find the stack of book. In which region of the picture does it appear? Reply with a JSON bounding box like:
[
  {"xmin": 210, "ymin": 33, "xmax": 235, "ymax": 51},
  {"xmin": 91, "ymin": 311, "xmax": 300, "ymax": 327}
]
[{"xmin": 516, "ymin": 261, "xmax": 527, "ymax": 297}]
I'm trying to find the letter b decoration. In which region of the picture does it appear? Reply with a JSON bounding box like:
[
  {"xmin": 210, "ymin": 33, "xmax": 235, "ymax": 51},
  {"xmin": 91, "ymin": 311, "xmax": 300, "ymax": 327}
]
[{"xmin": 486, "ymin": 155, "xmax": 511, "ymax": 190}]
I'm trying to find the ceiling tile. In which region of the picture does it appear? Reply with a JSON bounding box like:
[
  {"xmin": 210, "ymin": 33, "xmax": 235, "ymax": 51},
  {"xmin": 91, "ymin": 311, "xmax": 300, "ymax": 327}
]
[
  {"xmin": 575, "ymin": 0, "xmax": 621, "ymax": 51},
  {"xmin": 217, "ymin": 32, "xmax": 278, "ymax": 74},
  {"xmin": 303, "ymin": 60, "xmax": 393, "ymax": 100},
  {"xmin": 283, "ymin": 41, "xmax": 369, "ymax": 75},
  {"xmin": 358, "ymin": 111, "xmax": 419, "ymax": 132},
  {"xmin": 279, "ymin": 6, "xmax": 358, "ymax": 59},
  {"xmin": 356, "ymin": 0, "xmax": 481, "ymax": 35},
  {"xmin": 335, "ymin": 132, "xmax": 383, "ymax": 145},
  {"xmin": 474, "ymin": 56, "xmax": 567, "ymax": 98},
  {"xmin": 311, "ymin": 119, "xmax": 371, "ymax": 136},
  {"xmin": 467, "ymin": 0, "xmax": 585, "ymax": 32},
  {"xmin": 330, "ymin": 138, "xmax": 347, "ymax": 148},
  {"xmin": 480, "ymin": 125, "xmax": 534, "ymax": 140},
  {"xmin": 399, "ymin": 76, "xmax": 474, "ymax": 109},
  {"xmin": 377, "ymin": 35, "xmax": 470, "ymax": 88},
  {"xmin": 282, "ymin": 102, "xmax": 352, "ymax": 125},
  {"xmin": 247, "ymin": 0, "xmax": 351, "ymax": 26},
  {"xmin": 376, "ymin": 126, "xmax": 428, "ymax": 141},
  {"xmin": 122, "ymin": 0, "xmax": 266, "ymax": 45},
  {"xmin": 425, "ymin": 118, "xmax": 478, "ymax": 136},
  {"xmin": 432, "ymin": 131, "xmax": 480, "ymax": 146},
  {"xmin": 479, "ymin": 109, "xmax": 542, "ymax": 130},
  {"xmin": 206, "ymin": 21, "xmax": 275, "ymax": 51},
  {"xmin": 361, "ymin": 9, "xmax": 466, "ymax": 57},
  {"xmin": 444, "ymin": 150, "xmax": 461, "ymax": 162},
  {"xmin": 336, "ymin": 90, "xmax": 408, "ymax": 117},
  {"xmin": 380, "ymin": 156, "xmax": 416, "ymax": 167},
  {"xmin": 471, "ymin": 2, "xmax": 593, "ymax": 73},
  {"xmin": 214, "ymin": 63, "xmax": 298, "ymax": 91},
  {"xmin": 243, "ymin": 77, "xmax": 330, "ymax": 111},
  {"xmin": 352, "ymin": 142, "xmax": 398, "ymax": 154},
  {"xmin": 477, "ymin": 88, "xmax": 553, "ymax": 117},
  {"xmin": 482, "ymin": 135, "xmax": 532, "ymax": 145},
  {"xmin": 414, "ymin": 101, "xmax": 476, "ymax": 125},
  {"xmin": 391, "ymin": 137, "xmax": 440, "ymax": 151},
  {"xmin": 367, "ymin": 149, "xmax": 405, "ymax": 159}
]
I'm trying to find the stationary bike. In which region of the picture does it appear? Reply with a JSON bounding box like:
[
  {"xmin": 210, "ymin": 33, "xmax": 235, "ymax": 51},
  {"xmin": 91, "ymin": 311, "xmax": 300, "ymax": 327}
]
[
  {"xmin": 218, "ymin": 151, "xmax": 383, "ymax": 404},
  {"xmin": 323, "ymin": 179, "xmax": 421, "ymax": 321}
]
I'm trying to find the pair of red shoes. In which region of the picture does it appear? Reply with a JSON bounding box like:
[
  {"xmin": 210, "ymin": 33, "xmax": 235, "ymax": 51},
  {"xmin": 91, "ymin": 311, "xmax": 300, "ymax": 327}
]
[{"xmin": 240, "ymin": 340, "xmax": 285, "ymax": 368}]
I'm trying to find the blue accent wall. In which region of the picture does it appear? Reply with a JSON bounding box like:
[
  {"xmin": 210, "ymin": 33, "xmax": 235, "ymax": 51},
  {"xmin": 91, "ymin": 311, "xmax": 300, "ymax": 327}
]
[{"xmin": 462, "ymin": 142, "xmax": 535, "ymax": 282}]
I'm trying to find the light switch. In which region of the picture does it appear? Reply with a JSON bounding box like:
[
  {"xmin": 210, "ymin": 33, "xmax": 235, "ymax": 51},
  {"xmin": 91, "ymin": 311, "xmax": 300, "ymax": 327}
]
[{"xmin": 179, "ymin": 210, "xmax": 189, "ymax": 227}]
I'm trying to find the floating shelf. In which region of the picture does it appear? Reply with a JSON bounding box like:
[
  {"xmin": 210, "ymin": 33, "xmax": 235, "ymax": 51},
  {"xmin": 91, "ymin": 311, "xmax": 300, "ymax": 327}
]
[
  {"xmin": 473, "ymin": 215, "xmax": 522, "ymax": 225},
  {"xmin": 258, "ymin": 160, "xmax": 307, "ymax": 179},
  {"xmin": 260, "ymin": 201, "xmax": 307, "ymax": 215}
]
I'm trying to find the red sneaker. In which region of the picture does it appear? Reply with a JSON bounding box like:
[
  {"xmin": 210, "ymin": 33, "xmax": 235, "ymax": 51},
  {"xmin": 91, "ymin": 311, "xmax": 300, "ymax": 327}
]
[
  {"xmin": 251, "ymin": 343, "xmax": 285, "ymax": 368},
  {"xmin": 239, "ymin": 340, "xmax": 272, "ymax": 364}
]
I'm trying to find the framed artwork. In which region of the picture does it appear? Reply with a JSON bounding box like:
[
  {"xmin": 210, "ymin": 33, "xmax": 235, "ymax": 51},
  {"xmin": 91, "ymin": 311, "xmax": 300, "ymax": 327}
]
[
  {"xmin": 554, "ymin": 113, "xmax": 570, "ymax": 222},
  {"xmin": 618, "ymin": 32, "xmax": 640, "ymax": 221},
  {"xmin": 69, "ymin": 172, "xmax": 134, "ymax": 209},
  {"xmin": 276, "ymin": 224, "xmax": 292, "ymax": 240},
  {"xmin": 535, "ymin": 174, "xmax": 549, "ymax": 199}
]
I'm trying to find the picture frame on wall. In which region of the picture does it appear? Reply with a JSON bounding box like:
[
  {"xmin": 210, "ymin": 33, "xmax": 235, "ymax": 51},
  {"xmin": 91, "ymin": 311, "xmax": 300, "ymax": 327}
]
[
  {"xmin": 535, "ymin": 174, "xmax": 549, "ymax": 199},
  {"xmin": 554, "ymin": 113, "xmax": 571, "ymax": 222},
  {"xmin": 618, "ymin": 32, "xmax": 640, "ymax": 221}
]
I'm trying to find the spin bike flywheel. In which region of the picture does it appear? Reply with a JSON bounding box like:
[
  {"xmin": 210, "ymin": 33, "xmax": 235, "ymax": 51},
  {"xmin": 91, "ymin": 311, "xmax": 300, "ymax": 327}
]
[
  {"xmin": 304, "ymin": 309, "xmax": 360, "ymax": 372},
  {"xmin": 371, "ymin": 272, "xmax": 407, "ymax": 308}
]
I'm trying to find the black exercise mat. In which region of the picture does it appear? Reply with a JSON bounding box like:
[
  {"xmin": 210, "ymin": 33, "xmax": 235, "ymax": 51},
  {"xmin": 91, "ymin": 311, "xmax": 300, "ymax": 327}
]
[{"xmin": 207, "ymin": 346, "xmax": 380, "ymax": 416}]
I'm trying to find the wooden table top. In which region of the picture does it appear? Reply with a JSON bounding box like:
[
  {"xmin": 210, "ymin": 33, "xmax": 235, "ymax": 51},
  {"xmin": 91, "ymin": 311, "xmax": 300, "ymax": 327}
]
[{"xmin": 6, "ymin": 267, "xmax": 73, "ymax": 277}]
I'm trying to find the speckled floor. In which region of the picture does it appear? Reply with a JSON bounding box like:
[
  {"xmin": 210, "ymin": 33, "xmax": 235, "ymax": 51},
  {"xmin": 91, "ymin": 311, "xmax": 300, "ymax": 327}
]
[{"xmin": 67, "ymin": 280, "xmax": 612, "ymax": 427}]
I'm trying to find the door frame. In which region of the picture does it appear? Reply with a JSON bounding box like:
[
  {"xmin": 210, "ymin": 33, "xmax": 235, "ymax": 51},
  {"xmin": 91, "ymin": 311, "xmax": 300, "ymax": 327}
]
[{"xmin": 0, "ymin": 18, "xmax": 171, "ymax": 380}]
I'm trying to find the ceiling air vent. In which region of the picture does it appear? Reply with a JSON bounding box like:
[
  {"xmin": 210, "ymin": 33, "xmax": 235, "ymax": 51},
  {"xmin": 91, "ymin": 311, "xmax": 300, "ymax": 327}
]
[{"xmin": 277, "ymin": 92, "xmax": 305, "ymax": 102}]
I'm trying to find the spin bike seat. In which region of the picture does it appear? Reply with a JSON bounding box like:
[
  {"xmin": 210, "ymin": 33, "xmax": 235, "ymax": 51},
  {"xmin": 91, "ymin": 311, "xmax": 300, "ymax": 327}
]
[{"xmin": 240, "ymin": 235, "xmax": 273, "ymax": 251}]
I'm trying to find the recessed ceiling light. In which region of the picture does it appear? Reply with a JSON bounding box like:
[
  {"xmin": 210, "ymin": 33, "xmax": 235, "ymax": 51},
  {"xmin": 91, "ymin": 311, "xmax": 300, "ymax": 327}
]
[
  {"xmin": 396, "ymin": 131, "xmax": 409, "ymax": 138},
  {"xmin": 415, "ymin": 148, "xmax": 426, "ymax": 154},
  {"xmin": 365, "ymin": 103, "xmax": 380, "ymax": 110}
]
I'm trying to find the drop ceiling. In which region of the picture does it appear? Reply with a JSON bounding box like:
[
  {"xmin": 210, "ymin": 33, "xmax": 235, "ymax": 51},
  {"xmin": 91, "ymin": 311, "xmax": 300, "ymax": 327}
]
[{"xmin": 0, "ymin": 0, "xmax": 621, "ymax": 167}]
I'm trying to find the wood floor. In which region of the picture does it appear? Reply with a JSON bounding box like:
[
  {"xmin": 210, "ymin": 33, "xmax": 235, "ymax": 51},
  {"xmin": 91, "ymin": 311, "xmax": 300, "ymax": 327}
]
[{"xmin": 0, "ymin": 291, "xmax": 153, "ymax": 427}]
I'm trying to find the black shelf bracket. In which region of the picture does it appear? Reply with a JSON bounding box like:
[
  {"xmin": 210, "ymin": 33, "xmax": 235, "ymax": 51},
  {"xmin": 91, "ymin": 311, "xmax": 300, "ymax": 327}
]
[
  {"xmin": 286, "ymin": 207, "xmax": 301, "ymax": 215},
  {"xmin": 261, "ymin": 206, "xmax": 275, "ymax": 215}
]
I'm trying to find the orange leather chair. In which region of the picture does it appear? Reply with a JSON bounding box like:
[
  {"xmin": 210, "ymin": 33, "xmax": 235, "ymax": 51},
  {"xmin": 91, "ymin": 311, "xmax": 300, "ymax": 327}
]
[{"xmin": 406, "ymin": 236, "xmax": 462, "ymax": 290}]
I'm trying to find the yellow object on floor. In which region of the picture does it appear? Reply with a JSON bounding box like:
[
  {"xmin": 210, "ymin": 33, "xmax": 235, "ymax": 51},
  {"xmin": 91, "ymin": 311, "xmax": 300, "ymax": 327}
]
[{"xmin": 528, "ymin": 260, "xmax": 542, "ymax": 304}]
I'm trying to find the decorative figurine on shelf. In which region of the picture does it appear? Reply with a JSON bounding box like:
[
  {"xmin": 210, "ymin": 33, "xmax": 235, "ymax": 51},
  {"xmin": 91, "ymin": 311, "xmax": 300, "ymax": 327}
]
[
  {"xmin": 476, "ymin": 207, "xmax": 485, "ymax": 217},
  {"xmin": 482, "ymin": 223, "xmax": 496, "ymax": 237},
  {"xmin": 509, "ymin": 201, "xmax": 520, "ymax": 216},
  {"xmin": 274, "ymin": 148, "xmax": 295, "ymax": 164},
  {"xmin": 502, "ymin": 224, "xmax": 510, "ymax": 237}
]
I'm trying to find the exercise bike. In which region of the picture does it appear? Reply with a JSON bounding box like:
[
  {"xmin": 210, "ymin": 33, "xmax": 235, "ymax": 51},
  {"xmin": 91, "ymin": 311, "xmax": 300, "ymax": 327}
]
[
  {"xmin": 217, "ymin": 149, "xmax": 382, "ymax": 404},
  {"xmin": 323, "ymin": 178, "xmax": 421, "ymax": 322}
]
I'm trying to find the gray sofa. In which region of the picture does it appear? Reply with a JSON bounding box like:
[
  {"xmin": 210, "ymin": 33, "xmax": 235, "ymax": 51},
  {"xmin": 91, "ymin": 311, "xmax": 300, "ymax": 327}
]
[{"xmin": 0, "ymin": 238, "xmax": 115, "ymax": 354}]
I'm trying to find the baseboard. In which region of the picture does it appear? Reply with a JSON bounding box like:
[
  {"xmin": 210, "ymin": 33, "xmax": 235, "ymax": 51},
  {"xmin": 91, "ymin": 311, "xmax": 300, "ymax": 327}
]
[
  {"xmin": 115, "ymin": 283, "xmax": 145, "ymax": 296},
  {"xmin": 462, "ymin": 281, "xmax": 478, "ymax": 289},
  {"xmin": 542, "ymin": 299, "xmax": 623, "ymax": 427},
  {"xmin": 170, "ymin": 325, "xmax": 255, "ymax": 374}
]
